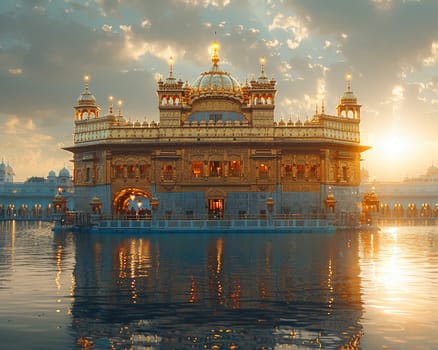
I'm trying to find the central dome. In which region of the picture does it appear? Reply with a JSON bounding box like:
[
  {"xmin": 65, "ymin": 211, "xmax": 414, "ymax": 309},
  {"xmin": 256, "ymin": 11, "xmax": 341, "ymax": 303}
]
[
  {"xmin": 191, "ymin": 40, "xmax": 241, "ymax": 93},
  {"xmin": 192, "ymin": 68, "xmax": 241, "ymax": 91}
]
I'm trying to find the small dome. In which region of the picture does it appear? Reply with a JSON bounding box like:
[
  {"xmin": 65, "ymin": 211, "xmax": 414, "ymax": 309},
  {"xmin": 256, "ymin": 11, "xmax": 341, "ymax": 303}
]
[
  {"xmin": 77, "ymin": 76, "xmax": 97, "ymax": 106},
  {"xmin": 59, "ymin": 167, "xmax": 70, "ymax": 178},
  {"xmin": 341, "ymin": 90, "xmax": 357, "ymax": 104},
  {"xmin": 0, "ymin": 161, "xmax": 5, "ymax": 171},
  {"xmin": 341, "ymin": 77, "xmax": 357, "ymax": 104},
  {"xmin": 48, "ymin": 170, "xmax": 56, "ymax": 177},
  {"xmin": 77, "ymin": 90, "xmax": 97, "ymax": 105}
]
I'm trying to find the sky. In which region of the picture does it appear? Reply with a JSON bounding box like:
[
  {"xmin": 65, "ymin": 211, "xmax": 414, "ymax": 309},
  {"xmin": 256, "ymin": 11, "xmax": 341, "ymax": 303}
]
[{"xmin": 1, "ymin": 0, "xmax": 438, "ymax": 182}]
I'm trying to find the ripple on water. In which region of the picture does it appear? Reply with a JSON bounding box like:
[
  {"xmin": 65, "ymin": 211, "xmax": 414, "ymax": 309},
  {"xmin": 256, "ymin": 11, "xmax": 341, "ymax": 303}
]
[{"xmin": 1, "ymin": 224, "xmax": 438, "ymax": 349}]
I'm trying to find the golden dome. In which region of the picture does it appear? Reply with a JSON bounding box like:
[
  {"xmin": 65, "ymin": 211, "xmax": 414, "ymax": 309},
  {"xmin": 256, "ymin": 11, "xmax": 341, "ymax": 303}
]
[{"xmin": 191, "ymin": 40, "xmax": 241, "ymax": 99}]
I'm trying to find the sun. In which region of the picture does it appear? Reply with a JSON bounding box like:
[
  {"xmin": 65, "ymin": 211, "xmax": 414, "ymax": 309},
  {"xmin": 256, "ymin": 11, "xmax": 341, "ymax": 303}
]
[{"xmin": 379, "ymin": 132, "xmax": 409, "ymax": 159}]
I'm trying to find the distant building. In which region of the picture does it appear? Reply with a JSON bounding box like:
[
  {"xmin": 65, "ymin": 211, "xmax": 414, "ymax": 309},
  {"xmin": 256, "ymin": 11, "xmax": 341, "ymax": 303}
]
[
  {"xmin": 0, "ymin": 166, "xmax": 73, "ymax": 219},
  {"xmin": 65, "ymin": 41, "xmax": 368, "ymax": 218},
  {"xmin": 362, "ymin": 165, "xmax": 438, "ymax": 218},
  {"xmin": 0, "ymin": 160, "xmax": 14, "ymax": 183}
]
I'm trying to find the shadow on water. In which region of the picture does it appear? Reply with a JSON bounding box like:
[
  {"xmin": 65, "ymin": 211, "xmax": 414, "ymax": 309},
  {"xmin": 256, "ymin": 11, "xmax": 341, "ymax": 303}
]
[{"xmin": 69, "ymin": 230, "xmax": 364, "ymax": 349}]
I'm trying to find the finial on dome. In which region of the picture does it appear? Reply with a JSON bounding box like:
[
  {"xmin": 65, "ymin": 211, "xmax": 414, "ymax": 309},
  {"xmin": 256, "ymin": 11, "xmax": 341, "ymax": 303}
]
[
  {"xmin": 260, "ymin": 56, "xmax": 266, "ymax": 78},
  {"xmin": 321, "ymin": 99, "xmax": 325, "ymax": 114},
  {"xmin": 346, "ymin": 73, "xmax": 352, "ymax": 92},
  {"xmin": 211, "ymin": 40, "xmax": 220, "ymax": 67},
  {"xmin": 117, "ymin": 100, "xmax": 123, "ymax": 116},
  {"xmin": 315, "ymin": 102, "xmax": 319, "ymax": 115},
  {"xmin": 84, "ymin": 75, "xmax": 89, "ymax": 92},
  {"xmin": 168, "ymin": 56, "xmax": 174, "ymax": 78},
  {"xmin": 109, "ymin": 96, "xmax": 113, "ymax": 115}
]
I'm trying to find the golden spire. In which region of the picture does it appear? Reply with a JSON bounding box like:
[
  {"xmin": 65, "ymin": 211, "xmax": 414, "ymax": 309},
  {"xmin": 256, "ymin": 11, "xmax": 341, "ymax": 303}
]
[
  {"xmin": 321, "ymin": 99, "xmax": 325, "ymax": 114},
  {"xmin": 346, "ymin": 73, "xmax": 352, "ymax": 92},
  {"xmin": 168, "ymin": 56, "xmax": 174, "ymax": 78},
  {"xmin": 84, "ymin": 75, "xmax": 89, "ymax": 92},
  {"xmin": 211, "ymin": 40, "xmax": 220, "ymax": 67},
  {"xmin": 260, "ymin": 57, "xmax": 266, "ymax": 78},
  {"xmin": 117, "ymin": 100, "xmax": 123, "ymax": 116},
  {"xmin": 109, "ymin": 96, "xmax": 113, "ymax": 115}
]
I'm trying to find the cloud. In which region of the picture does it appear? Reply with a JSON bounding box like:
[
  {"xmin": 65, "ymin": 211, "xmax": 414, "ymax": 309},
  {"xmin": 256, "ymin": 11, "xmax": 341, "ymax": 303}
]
[
  {"xmin": 1, "ymin": 0, "xmax": 438, "ymax": 181},
  {"xmin": 269, "ymin": 14, "xmax": 309, "ymax": 49},
  {"xmin": 101, "ymin": 24, "xmax": 113, "ymax": 32},
  {"xmin": 8, "ymin": 68, "xmax": 23, "ymax": 75},
  {"xmin": 422, "ymin": 41, "xmax": 438, "ymax": 66}
]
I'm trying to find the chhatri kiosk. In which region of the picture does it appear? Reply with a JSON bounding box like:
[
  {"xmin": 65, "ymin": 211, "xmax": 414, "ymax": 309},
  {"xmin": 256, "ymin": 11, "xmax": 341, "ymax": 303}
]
[{"xmin": 65, "ymin": 41, "xmax": 368, "ymax": 224}]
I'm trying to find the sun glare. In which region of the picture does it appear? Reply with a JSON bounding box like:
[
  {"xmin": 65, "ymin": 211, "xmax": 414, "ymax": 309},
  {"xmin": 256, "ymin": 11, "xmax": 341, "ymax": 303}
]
[{"xmin": 380, "ymin": 133, "xmax": 409, "ymax": 159}]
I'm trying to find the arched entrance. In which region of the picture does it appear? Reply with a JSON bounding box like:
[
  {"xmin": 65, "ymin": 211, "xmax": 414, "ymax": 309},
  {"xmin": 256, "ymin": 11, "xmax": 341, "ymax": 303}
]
[
  {"xmin": 113, "ymin": 188, "xmax": 152, "ymax": 218},
  {"xmin": 206, "ymin": 188, "xmax": 226, "ymax": 219}
]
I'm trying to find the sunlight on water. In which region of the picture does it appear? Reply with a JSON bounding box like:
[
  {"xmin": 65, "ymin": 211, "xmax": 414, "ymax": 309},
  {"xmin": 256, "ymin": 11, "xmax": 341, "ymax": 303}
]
[
  {"xmin": 1, "ymin": 221, "xmax": 437, "ymax": 349},
  {"xmin": 359, "ymin": 226, "xmax": 438, "ymax": 349}
]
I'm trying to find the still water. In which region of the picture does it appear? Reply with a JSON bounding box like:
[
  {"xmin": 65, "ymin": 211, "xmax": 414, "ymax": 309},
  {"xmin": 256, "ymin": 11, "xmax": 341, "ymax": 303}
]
[{"xmin": 0, "ymin": 221, "xmax": 437, "ymax": 349}]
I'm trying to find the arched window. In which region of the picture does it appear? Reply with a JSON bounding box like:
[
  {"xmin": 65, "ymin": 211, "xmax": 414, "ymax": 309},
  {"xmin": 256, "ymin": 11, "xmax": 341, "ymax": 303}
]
[
  {"xmin": 139, "ymin": 165, "xmax": 147, "ymax": 178},
  {"xmin": 285, "ymin": 164, "xmax": 293, "ymax": 177},
  {"xmin": 296, "ymin": 163, "xmax": 305, "ymax": 180},
  {"xmin": 163, "ymin": 164, "xmax": 173, "ymax": 181},
  {"xmin": 209, "ymin": 161, "xmax": 223, "ymax": 177},
  {"xmin": 128, "ymin": 165, "xmax": 136, "ymax": 178},
  {"xmin": 259, "ymin": 163, "xmax": 268, "ymax": 179},
  {"xmin": 115, "ymin": 165, "xmax": 124, "ymax": 178},
  {"xmin": 192, "ymin": 161, "xmax": 203, "ymax": 178},
  {"xmin": 229, "ymin": 160, "xmax": 241, "ymax": 177}
]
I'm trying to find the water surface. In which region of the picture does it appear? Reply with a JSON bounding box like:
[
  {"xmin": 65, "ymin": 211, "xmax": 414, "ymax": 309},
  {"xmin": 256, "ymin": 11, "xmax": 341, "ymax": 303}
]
[{"xmin": 0, "ymin": 221, "xmax": 437, "ymax": 349}]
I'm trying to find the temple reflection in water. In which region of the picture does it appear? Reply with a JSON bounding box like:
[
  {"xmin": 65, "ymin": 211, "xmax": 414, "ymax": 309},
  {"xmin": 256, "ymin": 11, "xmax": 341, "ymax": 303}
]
[{"xmin": 70, "ymin": 232, "xmax": 363, "ymax": 348}]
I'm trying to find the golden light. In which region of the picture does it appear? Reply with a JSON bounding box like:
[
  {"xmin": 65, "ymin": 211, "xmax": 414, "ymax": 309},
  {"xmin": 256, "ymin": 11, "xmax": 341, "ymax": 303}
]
[
  {"xmin": 84, "ymin": 75, "xmax": 89, "ymax": 82},
  {"xmin": 168, "ymin": 56, "xmax": 173, "ymax": 65},
  {"xmin": 379, "ymin": 132, "xmax": 409, "ymax": 159},
  {"xmin": 210, "ymin": 40, "xmax": 220, "ymax": 57},
  {"xmin": 211, "ymin": 40, "xmax": 219, "ymax": 51},
  {"xmin": 260, "ymin": 56, "xmax": 265, "ymax": 65}
]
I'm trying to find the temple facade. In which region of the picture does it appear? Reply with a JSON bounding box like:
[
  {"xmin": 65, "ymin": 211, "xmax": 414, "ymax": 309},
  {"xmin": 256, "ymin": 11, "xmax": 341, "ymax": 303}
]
[{"xmin": 65, "ymin": 41, "xmax": 368, "ymax": 218}]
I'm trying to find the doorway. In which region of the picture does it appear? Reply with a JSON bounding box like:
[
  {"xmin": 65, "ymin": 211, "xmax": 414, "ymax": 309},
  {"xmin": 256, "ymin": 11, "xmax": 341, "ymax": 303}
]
[{"xmin": 208, "ymin": 198, "xmax": 224, "ymax": 219}]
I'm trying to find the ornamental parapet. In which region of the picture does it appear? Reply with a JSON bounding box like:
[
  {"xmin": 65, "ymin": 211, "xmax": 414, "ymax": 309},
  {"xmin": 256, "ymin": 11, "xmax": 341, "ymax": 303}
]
[{"xmin": 73, "ymin": 119, "xmax": 360, "ymax": 144}]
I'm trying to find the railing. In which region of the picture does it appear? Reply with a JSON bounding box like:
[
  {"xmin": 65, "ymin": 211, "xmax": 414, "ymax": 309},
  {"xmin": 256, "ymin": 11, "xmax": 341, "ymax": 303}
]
[{"xmin": 96, "ymin": 217, "xmax": 333, "ymax": 232}]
